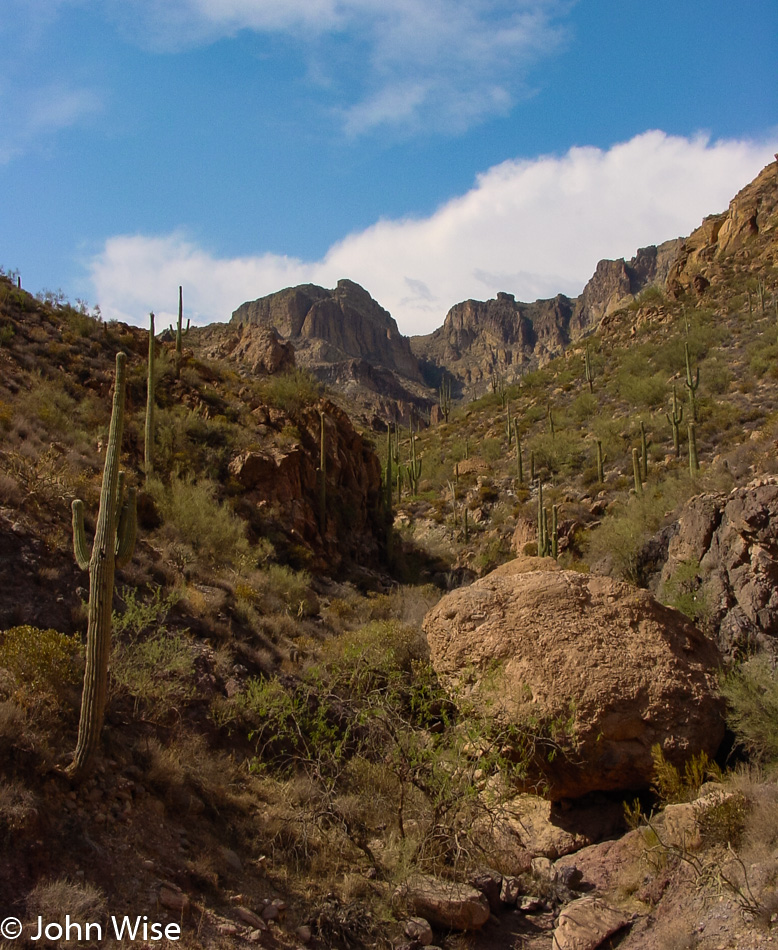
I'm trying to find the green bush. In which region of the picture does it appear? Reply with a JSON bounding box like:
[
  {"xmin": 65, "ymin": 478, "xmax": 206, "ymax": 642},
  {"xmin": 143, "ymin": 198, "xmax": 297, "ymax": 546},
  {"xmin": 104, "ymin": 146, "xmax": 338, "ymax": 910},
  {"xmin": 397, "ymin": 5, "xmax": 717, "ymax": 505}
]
[
  {"xmin": 259, "ymin": 369, "xmax": 323, "ymax": 413},
  {"xmin": 257, "ymin": 564, "xmax": 316, "ymax": 616},
  {"xmin": 111, "ymin": 631, "xmax": 195, "ymax": 719},
  {"xmin": 660, "ymin": 558, "xmax": 710, "ymax": 624},
  {"xmin": 150, "ymin": 475, "xmax": 253, "ymax": 569},
  {"xmin": 0, "ymin": 625, "xmax": 81, "ymax": 696},
  {"xmin": 720, "ymin": 657, "xmax": 778, "ymax": 764}
]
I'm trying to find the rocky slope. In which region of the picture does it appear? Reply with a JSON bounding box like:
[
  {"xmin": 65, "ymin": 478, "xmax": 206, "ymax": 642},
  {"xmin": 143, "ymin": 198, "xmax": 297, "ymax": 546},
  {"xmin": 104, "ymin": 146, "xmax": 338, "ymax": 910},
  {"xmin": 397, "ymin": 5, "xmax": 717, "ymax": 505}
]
[
  {"xmin": 225, "ymin": 279, "xmax": 434, "ymax": 427},
  {"xmin": 411, "ymin": 239, "xmax": 681, "ymax": 393},
  {"xmin": 193, "ymin": 160, "xmax": 776, "ymax": 423}
]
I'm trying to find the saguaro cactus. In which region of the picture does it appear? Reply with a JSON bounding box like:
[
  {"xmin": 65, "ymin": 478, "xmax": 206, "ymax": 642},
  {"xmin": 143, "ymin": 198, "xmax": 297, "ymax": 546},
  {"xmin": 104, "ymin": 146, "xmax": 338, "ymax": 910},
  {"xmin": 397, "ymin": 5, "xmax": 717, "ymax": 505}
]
[
  {"xmin": 175, "ymin": 285, "xmax": 190, "ymax": 378},
  {"xmin": 640, "ymin": 420, "xmax": 649, "ymax": 481},
  {"xmin": 551, "ymin": 505, "xmax": 558, "ymax": 560},
  {"xmin": 319, "ymin": 410, "xmax": 327, "ymax": 533},
  {"xmin": 632, "ymin": 448, "xmax": 643, "ymax": 495},
  {"xmin": 584, "ymin": 345, "xmax": 594, "ymax": 393},
  {"xmin": 684, "ymin": 342, "xmax": 700, "ymax": 422},
  {"xmin": 537, "ymin": 482, "xmax": 548, "ymax": 557},
  {"xmin": 144, "ymin": 312, "xmax": 155, "ymax": 482},
  {"xmin": 666, "ymin": 386, "xmax": 683, "ymax": 458},
  {"xmin": 596, "ymin": 439, "xmax": 604, "ymax": 484},
  {"xmin": 407, "ymin": 428, "xmax": 422, "ymax": 495},
  {"xmin": 439, "ymin": 378, "xmax": 452, "ymax": 423},
  {"xmin": 69, "ymin": 352, "xmax": 137, "ymax": 779},
  {"xmin": 688, "ymin": 421, "xmax": 700, "ymax": 475}
]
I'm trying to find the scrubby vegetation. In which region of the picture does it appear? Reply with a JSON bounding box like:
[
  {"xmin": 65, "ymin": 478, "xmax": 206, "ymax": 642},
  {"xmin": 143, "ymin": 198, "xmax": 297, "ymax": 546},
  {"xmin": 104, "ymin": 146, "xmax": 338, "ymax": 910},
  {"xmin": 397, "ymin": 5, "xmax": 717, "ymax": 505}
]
[{"xmin": 2, "ymin": 221, "xmax": 778, "ymax": 948}]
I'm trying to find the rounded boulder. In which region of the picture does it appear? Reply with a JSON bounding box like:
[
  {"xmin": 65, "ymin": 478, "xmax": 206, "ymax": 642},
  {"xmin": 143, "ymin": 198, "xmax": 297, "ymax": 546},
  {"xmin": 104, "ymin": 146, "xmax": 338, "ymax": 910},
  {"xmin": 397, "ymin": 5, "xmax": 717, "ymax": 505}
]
[{"xmin": 422, "ymin": 566, "xmax": 724, "ymax": 800}]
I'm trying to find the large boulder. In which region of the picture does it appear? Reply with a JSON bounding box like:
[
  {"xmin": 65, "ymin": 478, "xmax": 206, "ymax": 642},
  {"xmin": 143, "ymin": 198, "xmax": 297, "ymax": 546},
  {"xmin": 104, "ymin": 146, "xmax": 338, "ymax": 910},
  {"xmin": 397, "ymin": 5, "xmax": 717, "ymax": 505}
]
[
  {"xmin": 422, "ymin": 564, "xmax": 724, "ymax": 800},
  {"xmin": 394, "ymin": 876, "xmax": 490, "ymax": 931}
]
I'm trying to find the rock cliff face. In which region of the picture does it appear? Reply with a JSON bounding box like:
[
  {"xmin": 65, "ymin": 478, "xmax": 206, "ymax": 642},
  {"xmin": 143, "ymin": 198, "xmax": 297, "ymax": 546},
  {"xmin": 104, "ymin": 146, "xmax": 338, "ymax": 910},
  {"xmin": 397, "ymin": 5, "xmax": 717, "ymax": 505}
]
[
  {"xmin": 228, "ymin": 279, "xmax": 433, "ymax": 425},
  {"xmin": 411, "ymin": 239, "xmax": 682, "ymax": 392},
  {"xmin": 228, "ymin": 399, "xmax": 383, "ymax": 574},
  {"xmin": 233, "ymin": 279, "xmax": 422, "ymax": 382},
  {"xmin": 210, "ymin": 162, "xmax": 776, "ymax": 420},
  {"xmin": 411, "ymin": 293, "xmax": 572, "ymax": 391},
  {"xmin": 657, "ymin": 479, "xmax": 778, "ymax": 659},
  {"xmin": 666, "ymin": 160, "xmax": 778, "ymax": 299}
]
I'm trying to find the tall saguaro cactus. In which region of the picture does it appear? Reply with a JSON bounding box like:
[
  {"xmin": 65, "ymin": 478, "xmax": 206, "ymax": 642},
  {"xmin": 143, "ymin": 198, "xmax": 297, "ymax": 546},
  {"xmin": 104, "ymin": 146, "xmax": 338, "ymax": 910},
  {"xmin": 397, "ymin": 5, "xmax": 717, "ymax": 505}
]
[
  {"xmin": 176, "ymin": 286, "xmax": 183, "ymax": 376},
  {"xmin": 69, "ymin": 353, "xmax": 137, "ymax": 779},
  {"xmin": 584, "ymin": 345, "xmax": 594, "ymax": 393},
  {"xmin": 688, "ymin": 421, "xmax": 700, "ymax": 475},
  {"xmin": 684, "ymin": 342, "xmax": 700, "ymax": 423},
  {"xmin": 318, "ymin": 410, "xmax": 327, "ymax": 534},
  {"xmin": 144, "ymin": 312, "xmax": 155, "ymax": 482},
  {"xmin": 666, "ymin": 385, "xmax": 683, "ymax": 458}
]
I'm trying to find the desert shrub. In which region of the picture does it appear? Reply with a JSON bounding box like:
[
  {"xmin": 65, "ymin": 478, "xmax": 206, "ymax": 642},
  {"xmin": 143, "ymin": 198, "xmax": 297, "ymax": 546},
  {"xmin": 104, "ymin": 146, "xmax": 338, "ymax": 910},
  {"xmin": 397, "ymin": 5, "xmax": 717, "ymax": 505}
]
[
  {"xmin": 111, "ymin": 630, "xmax": 195, "ymax": 720},
  {"xmin": 617, "ymin": 369, "xmax": 667, "ymax": 408},
  {"xmin": 112, "ymin": 585, "xmax": 180, "ymax": 638},
  {"xmin": 720, "ymin": 657, "xmax": 778, "ymax": 764},
  {"xmin": 586, "ymin": 474, "xmax": 696, "ymax": 584},
  {"xmin": 256, "ymin": 564, "xmax": 317, "ymax": 616},
  {"xmin": 660, "ymin": 558, "xmax": 710, "ymax": 624},
  {"xmin": 529, "ymin": 430, "xmax": 586, "ymax": 479},
  {"xmin": 26, "ymin": 879, "xmax": 107, "ymax": 938},
  {"xmin": 0, "ymin": 626, "xmax": 81, "ymax": 699},
  {"xmin": 150, "ymin": 474, "xmax": 253, "ymax": 569},
  {"xmin": 481, "ymin": 438, "xmax": 502, "ymax": 462},
  {"xmin": 0, "ymin": 779, "xmax": 39, "ymax": 836},
  {"xmin": 651, "ymin": 745, "xmax": 720, "ymax": 805},
  {"xmin": 259, "ymin": 369, "xmax": 323, "ymax": 413}
]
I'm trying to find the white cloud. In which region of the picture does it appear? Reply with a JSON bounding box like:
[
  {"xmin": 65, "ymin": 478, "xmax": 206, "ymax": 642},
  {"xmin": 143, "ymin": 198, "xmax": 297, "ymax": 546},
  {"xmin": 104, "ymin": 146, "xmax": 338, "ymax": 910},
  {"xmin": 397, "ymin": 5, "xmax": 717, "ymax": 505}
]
[
  {"xmin": 89, "ymin": 130, "xmax": 778, "ymax": 336},
  {"xmin": 106, "ymin": 0, "xmax": 568, "ymax": 135},
  {"xmin": 0, "ymin": 84, "xmax": 102, "ymax": 163}
]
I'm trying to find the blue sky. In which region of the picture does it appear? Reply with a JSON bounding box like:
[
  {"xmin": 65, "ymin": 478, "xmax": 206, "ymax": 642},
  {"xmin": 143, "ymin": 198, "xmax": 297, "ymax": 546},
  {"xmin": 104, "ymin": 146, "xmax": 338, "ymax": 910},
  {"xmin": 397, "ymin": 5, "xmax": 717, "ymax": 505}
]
[{"xmin": 1, "ymin": 0, "xmax": 776, "ymax": 334}]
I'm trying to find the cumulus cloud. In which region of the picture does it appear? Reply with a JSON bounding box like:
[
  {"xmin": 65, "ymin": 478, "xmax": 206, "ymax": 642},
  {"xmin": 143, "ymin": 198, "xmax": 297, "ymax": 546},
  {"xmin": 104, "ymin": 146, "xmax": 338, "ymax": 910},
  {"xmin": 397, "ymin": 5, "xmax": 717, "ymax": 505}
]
[{"xmin": 89, "ymin": 130, "xmax": 778, "ymax": 335}]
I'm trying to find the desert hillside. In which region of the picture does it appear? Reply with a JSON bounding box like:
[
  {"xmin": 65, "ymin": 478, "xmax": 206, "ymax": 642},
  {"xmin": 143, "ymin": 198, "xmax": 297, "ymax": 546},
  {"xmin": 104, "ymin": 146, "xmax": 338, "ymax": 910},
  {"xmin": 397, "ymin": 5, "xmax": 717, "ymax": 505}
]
[{"xmin": 0, "ymin": 158, "xmax": 777, "ymax": 950}]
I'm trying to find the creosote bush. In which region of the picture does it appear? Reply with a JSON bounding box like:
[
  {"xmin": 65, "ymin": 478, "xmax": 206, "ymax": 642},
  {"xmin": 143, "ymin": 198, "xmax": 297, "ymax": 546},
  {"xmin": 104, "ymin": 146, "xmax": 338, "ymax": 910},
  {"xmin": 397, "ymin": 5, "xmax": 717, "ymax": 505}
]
[
  {"xmin": 149, "ymin": 474, "xmax": 253, "ymax": 569},
  {"xmin": 721, "ymin": 657, "xmax": 778, "ymax": 765},
  {"xmin": 259, "ymin": 368, "xmax": 323, "ymax": 413},
  {"xmin": 0, "ymin": 625, "xmax": 82, "ymax": 700}
]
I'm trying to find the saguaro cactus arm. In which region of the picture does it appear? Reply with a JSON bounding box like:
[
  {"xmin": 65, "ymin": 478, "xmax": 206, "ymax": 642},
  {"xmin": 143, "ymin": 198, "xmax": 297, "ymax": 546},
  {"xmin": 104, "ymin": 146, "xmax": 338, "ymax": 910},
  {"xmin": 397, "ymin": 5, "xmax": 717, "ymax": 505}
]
[{"xmin": 71, "ymin": 499, "xmax": 90, "ymax": 571}]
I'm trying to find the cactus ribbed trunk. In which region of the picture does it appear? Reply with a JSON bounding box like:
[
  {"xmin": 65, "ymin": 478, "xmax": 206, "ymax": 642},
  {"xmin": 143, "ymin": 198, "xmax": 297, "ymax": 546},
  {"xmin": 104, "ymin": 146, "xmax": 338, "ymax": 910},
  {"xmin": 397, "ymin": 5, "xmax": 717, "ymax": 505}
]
[
  {"xmin": 175, "ymin": 285, "xmax": 183, "ymax": 377},
  {"xmin": 632, "ymin": 448, "xmax": 643, "ymax": 495},
  {"xmin": 688, "ymin": 421, "xmax": 700, "ymax": 475},
  {"xmin": 596, "ymin": 439, "xmax": 604, "ymax": 484},
  {"xmin": 144, "ymin": 312, "xmax": 155, "ymax": 482},
  {"xmin": 69, "ymin": 352, "xmax": 134, "ymax": 780},
  {"xmin": 666, "ymin": 386, "xmax": 683, "ymax": 458},
  {"xmin": 319, "ymin": 410, "xmax": 326, "ymax": 534}
]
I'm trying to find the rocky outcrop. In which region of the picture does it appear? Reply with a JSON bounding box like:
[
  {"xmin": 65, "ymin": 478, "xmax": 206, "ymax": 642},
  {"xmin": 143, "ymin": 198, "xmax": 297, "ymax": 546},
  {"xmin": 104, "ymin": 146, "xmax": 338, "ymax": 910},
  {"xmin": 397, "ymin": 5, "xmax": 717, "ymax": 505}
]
[
  {"xmin": 233, "ymin": 280, "xmax": 423, "ymax": 381},
  {"xmin": 422, "ymin": 563, "xmax": 724, "ymax": 800},
  {"xmin": 195, "ymin": 324, "xmax": 295, "ymax": 375},
  {"xmin": 228, "ymin": 399, "xmax": 383, "ymax": 573},
  {"xmin": 657, "ymin": 479, "xmax": 778, "ymax": 658},
  {"xmin": 226, "ymin": 280, "xmax": 434, "ymax": 426},
  {"xmin": 666, "ymin": 160, "xmax": 778, "ymax": 299},
  {"xmin": 568, "ymin": 239, "xmax": 682, "ymax": 339},
  {"xmin": 411, "ymin": 241, "xmax": 681, "ymax": 392},
  {"xmin": 411, "ymin": 293, "xmax": 573, "ymax": 392}
]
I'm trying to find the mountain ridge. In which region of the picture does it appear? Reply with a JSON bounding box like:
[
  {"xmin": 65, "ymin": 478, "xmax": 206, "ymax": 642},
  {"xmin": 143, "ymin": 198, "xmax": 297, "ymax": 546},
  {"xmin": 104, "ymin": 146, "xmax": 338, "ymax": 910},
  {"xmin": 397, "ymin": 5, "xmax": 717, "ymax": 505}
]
[{"xmin": 193, "ymin": 159, "xmax": 776, "ymax": 424}]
